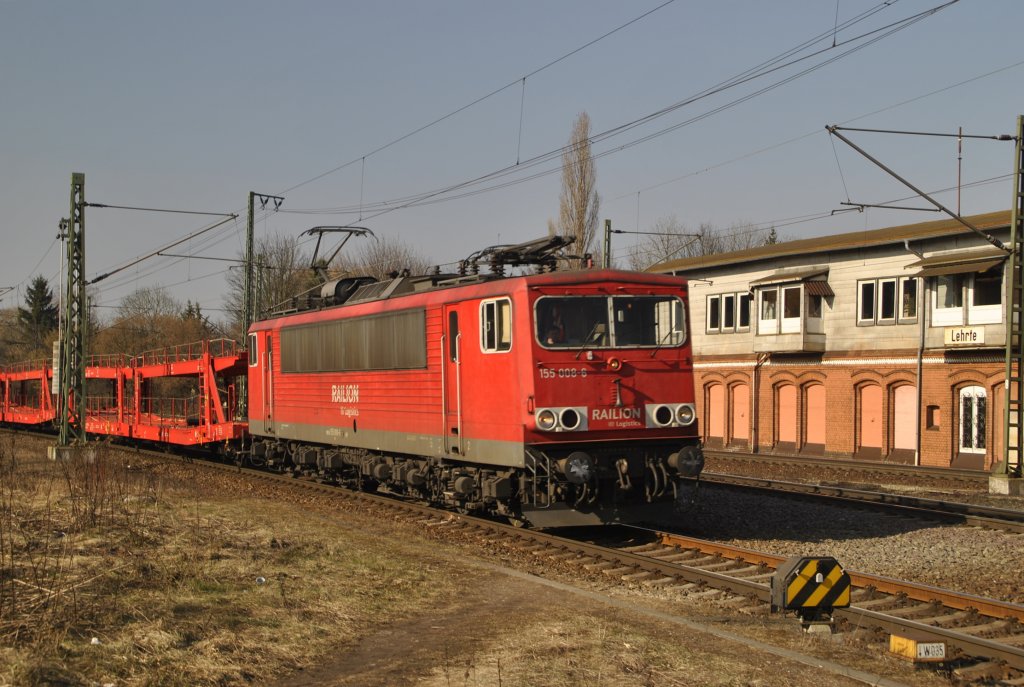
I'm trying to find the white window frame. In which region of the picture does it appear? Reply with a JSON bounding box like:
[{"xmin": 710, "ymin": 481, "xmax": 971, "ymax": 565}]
[
  {"xmin": 857, "ymin": 280, "xmax": 876, "ymax": 325},
  {"xmin": 757, "ymin": 287, "xmax": 778, "ymax": 335},
  {"xmin": 780, "ymin": 285, "xmax": 802, "ymax": 334},
  {"xmin": 877, "ymin": 278, "xmax": 897, "ymax": 325},
  {"xmin": 480, "ymin": 298, "xmax": 512, "ymax": 353},
  {"xmin": 707, "ymin": 292, "xmax": 748, "ymax": 334},
  {"xmin": 932, "ymin": 274, "xmax": 965, "ymax": 327},
  {"xmin": 706, "ymin": 295, "xmax": 722, "ymax": 333},
  {"xmin": 857, "ymin": 277, "xmax": 920, "ymax": 326},
  {"xmin": 722, "ymin": 293, "xmax": 736, "ymax": 331},
  {"xmin": 968, "ymin": 270, "xmax": 1002, "ymax": 325},
  {"xmin": 959, "ymin": 385, "xmax": 987, "ymax": 454},
  {"xmin": 737, "ymin": 293, "xmax": 752, "ymax": 331},
  {"xmin": 898, "ymin": 277, "xmax": 919, "ymax": 324}
]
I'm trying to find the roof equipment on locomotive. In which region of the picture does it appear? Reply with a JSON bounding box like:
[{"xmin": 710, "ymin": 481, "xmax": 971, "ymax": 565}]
[{"xmin": 244, "ymin": 233, "xmax": 704, "ymax": 527}]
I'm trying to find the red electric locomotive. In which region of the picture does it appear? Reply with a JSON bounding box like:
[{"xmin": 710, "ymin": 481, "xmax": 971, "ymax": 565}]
[{"xmin": 246, "ymin": 238, "xmax": 703, "ymax": 526}]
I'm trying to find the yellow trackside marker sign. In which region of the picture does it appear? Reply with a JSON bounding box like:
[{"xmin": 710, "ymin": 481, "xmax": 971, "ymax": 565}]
[{"xmin": 772, "ymin": 556, "xmax": 851, "ymax": 614}]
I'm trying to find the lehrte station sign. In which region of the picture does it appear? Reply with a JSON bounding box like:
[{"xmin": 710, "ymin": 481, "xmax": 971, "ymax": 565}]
[{"xmin": 944, "ymin": 326, "xmax": 985, "ymax": 346}]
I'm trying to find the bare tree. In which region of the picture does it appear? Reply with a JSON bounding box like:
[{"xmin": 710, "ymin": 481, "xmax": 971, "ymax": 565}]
[
  {"xmin": 92, "ymin": 286, "xmax": 191, "ymax": 356},
  {"xmin": 626, "ymin": 216, "xmax": 779, "ymax": 270},
  {"xmin": 332, "ymin": 234, "xmax": 432, "ymax": 281},
  {"xmin": 554, "ymin": 112, "xmax": 600, "ymax": 269},
  {"xmin": 0, "ymin": 308, "xmax": 21, "ymax": 364},
  {"xmin": 224, "ymin": 233, "xmax": 320, "ymax": 337}
]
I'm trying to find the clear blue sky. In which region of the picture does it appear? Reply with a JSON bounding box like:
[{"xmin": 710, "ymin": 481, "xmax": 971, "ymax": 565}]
[{"xmin": 2, "ymin": 0, "xmax": 1022, "ymax": 319}]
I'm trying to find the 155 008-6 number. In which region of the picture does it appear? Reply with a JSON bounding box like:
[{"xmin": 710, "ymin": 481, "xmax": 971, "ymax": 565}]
[{"xmin": 539, "ymin": 367, "xmax": 587, "ymax": 379}]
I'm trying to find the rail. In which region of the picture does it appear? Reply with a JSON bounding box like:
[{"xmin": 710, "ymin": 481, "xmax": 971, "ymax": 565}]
[
  {"xmin": 5, "ymin": 428, "xmax": 1022, "ymax": 676},
  {"xmin": 653, "ymin": 531, "xmax": 1024, "ymax": 671},
  {"xmin": 701, "ymin": 471, "xmax": 1024, "ymax": 533},
  {"xmin": 705, "ymin": 448, "xmax": 988, "ymax": 484}
]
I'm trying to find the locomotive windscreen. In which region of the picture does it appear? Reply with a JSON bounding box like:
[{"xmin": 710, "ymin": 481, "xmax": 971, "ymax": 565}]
[
  {"xmin": 280, "ymin": 308, "xmax": 427, "ymax": 372},
  {"xmin": 536, "ymin": 295, "xmax": 685, "ymax": 349}
]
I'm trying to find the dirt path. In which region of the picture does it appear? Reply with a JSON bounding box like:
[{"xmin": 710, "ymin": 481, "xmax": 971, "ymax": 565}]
[
  {"xmin": 273, "ymin": 560, "xmax": 926, "ymax": 687},
  {"xmin": 276, "ymin": 568, "xmax": 562, "ymax": 687}
]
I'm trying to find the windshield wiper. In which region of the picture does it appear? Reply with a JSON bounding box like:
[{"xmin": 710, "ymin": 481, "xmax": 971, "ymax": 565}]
[
  {"xmin": 650, "ymin": 327, "xmax": 680, "ymax": 358},
  {"xmin": 574, "ymin": 323, "xmax": 607, "ymax": 360}
]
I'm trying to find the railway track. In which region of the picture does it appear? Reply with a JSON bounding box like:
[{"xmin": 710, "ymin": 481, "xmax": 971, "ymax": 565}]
[
  {"xmin": 700, "ymin": 471, "xmax": 1024, "ymax": 534},
  {"xmin": 635, "ymin": 530, "xmax": 1024, "ymax": 679},
  {"xmin": 12, "ymin": 432, "xmax": 1024, "ymax": 681},
  {"xmin": 705, "ymin": 449, "xmax": 989, "ymax": 487},
  {"xmin": 156, "ymin": 446, "xmax": 1024, "ymax": 680}
]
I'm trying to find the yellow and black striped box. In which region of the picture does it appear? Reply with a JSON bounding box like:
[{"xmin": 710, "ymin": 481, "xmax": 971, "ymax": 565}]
[{"xmin": 771, "ymin": 556, "xmax": 851, "ymax": 614}]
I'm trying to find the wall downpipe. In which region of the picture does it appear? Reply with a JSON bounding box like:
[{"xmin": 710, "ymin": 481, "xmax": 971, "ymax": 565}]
[
  {"xmin": 905, "ymin": 240, "xmax": 926, "ymax": 468},
  {"xmin": 916, "ymin": 301, "xmax": 925, "ymax": 467}
]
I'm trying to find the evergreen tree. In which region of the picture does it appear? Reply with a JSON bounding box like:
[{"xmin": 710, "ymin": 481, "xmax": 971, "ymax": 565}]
[
  {"xmin": 182, "ymin": 300, "xmax": 202, "ymax": 321},
  {"xmin": 17, "ymin": 275, "xmax": 58, "ymax": 354}
]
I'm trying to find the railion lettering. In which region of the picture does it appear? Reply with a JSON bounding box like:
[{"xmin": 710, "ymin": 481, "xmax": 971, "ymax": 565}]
[
  {"xmin": 591, "ymin": 407, "xmax": 641, "ymax": 421},
  {"xmin": 331, "ymin": 384, "xmax": 359, "ymax": 404}
]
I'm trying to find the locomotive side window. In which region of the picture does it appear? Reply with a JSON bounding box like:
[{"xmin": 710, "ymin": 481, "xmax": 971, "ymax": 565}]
[
  {"xmin": 535, "ymin": 295, "xmax": 685, "ymax": 349},
  {"xmin": 247, "ymin": 334, "xmax": 258, "ymax": 367},
  {"xmin": 480, "ymin": 298, "xmax": 512, "ymax": 353},
  {"xmin": 448, "ymin": 311, "xmax": 459, "ymax": 362},
  {"xmin": 280, "ymin": 309, "xmax": 427, "ymax": 372}
]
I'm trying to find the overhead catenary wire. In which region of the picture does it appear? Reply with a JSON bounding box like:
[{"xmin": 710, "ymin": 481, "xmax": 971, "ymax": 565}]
[
  {"xmin": 613, "ymin": 55, "xmax": 1024, "ymax": 202},
  {"xmin": 61, "ymin": 0, "xmax": 966, "ymax": 317},
  {"xmin": 280, "ymin": 0, "xmax": 951, "ymax": 222},
  {"xmin": 88, "ymin": 214, "xmax": 239, "ymax": 286},
  {"xmin": 70, "ymin": 4, "xmax": 680, "ymax": 305},
  {"xmin": 830, "ymin": 134, "xmax": 853, "ymax": 203},
  {"xmin": 282, "ymin": 0, "xmax": 915, "ymax": 215},
  {"xmin": 276, "ymin": 0, "xmax": 679, "ymax": 198}
]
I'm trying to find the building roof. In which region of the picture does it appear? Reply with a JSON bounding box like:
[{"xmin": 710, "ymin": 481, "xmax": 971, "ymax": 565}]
[{"xmin": 647, "ymin": 210, "xmax": 1011, "ymax": 274}]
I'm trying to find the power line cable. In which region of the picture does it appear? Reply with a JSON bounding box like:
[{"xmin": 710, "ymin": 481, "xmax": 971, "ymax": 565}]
[
  {"xmin": 281, "ymin": 1, "xmax": 948, "ymax": 221},
  {"xmin": 276, "ymin": 0, "xmax": 679, "ymax": 197},
  {"xmin": 77, "ymin": 0, "xmax": 953, "ymax": 313},
  {"xmin": 613, "ymin": 56, "xmax": 1024, "ymax": 202}
]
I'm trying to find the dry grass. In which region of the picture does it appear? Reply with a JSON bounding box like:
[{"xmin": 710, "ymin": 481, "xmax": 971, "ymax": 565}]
[
  {"xmin": 0, "ymin": 436, "xmax": 451, "ymax": 686},
  {"xmin": 0, "ymin": 435, "xmax": 942, "ymax": 687},
  {"xmin": 420, "ymin": 615, "xmax": 756, "ymax": 687}
]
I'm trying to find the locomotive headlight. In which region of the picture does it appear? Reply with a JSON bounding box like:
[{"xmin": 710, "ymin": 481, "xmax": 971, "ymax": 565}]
[
  {"xmin": 536, "ymin": 409, "xmax": 558, "ymax": 431},
  {"xmin": 654, "ymin": 405, "xmax": 674, "ymax": 427},
  {"xmin": 675, "ymin": 404, "xmax": 696, "ymax": 426},
  {"xmin": 559, "ymin": 408, "xmax": 581, "ymax": 431}
]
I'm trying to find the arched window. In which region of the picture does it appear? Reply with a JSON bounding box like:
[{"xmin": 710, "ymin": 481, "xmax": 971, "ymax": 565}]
[
  {"xmin": 776, "ymin": 384, "xmax": 796, "ymax": 449},
  {"xmin": 706, "ymin": 383, "xmax": 724, "ymax": 446},
  {"xmin": 730, "ymin": 383, "xmax": 749, "ymax": 446},
  {"xmin": 892, "ymin": 385, "xmax": 917, "ymax": 458},
  {"xmin": 803, "ymin": 384, "xmax": 825, "ymax": 454},
  {"xmin": 858, "ymin": 384, "xmax": 883, "ymax": 458},
  {"xmin": 959, "ymin": 385, "xmax": 987, "ymax": 454}
]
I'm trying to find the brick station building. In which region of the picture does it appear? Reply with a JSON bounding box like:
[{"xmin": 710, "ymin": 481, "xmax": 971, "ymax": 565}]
[{"xmin": 650, "ymin": 210, "xmax": 1012, "ymax": 470}]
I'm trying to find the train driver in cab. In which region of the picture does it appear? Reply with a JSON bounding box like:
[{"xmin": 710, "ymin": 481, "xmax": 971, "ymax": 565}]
[{"xmin": 543, "ymin": 302, "xmax": 565, "ymax": 345}]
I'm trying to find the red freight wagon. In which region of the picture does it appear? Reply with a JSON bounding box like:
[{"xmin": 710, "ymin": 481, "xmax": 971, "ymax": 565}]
[{"xmin": 248, "ymin": 266, "xmax": 703, "ymax": 527}]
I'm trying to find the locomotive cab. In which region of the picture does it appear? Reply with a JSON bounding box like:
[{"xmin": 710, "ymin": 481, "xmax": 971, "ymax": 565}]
[{"xmin": 521, "ymin": 284, "xmax": 704, "ymax": 525}]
